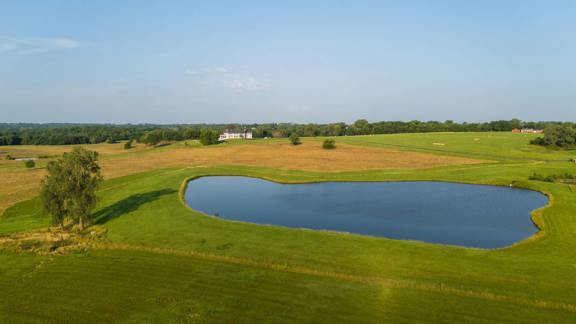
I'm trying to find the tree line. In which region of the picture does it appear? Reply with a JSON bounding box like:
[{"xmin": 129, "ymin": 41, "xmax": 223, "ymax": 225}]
[{"xmin": 1, "ymin": 119, "xmax": 574, "ymax": 146}]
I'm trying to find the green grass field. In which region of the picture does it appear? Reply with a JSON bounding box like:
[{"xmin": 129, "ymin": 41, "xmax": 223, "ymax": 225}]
[
  {"xmin": 1, "ymin": 132, "xmax": 576, "ymax": 323},
  {"xmin": 332, "ymin": 132, "xmax": 576, "ymax": 162}
]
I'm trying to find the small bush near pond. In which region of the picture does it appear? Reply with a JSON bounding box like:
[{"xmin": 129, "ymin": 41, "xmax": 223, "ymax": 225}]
[
  {"xmin": 24, "ymin": 160, "xmax": 35, "ymax": 168},
  {"xmin": 322, "ymin": 139, "xmax": 336, "ymax": 149}
]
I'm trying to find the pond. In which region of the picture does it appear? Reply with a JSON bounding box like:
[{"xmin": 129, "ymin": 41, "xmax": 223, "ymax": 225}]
[{"xmin": 184, "ymin": 176, "xmax": 548, "ymax": 248}]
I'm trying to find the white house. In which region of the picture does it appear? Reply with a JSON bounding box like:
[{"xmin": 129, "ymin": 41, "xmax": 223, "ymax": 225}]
[
  {"xmin": 219, "ymin": 129, "xmax": 253, "ymax": 141},
  {"xmin": 521, "ymin": 128, "xmax": 543, "ymax": 134}
]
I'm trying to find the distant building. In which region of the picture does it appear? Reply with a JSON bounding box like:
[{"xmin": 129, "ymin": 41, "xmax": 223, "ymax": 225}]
[
  {"xmin": 219, "ymin": 129, "xmax": 253, "ymax": 141},
  {"xmin": 512, "ymin": 128, "xmax": 543, "ymax": 134},
  {"xmin": 521, "ymin": 128, "xmax": 543, "ymax": 134}
]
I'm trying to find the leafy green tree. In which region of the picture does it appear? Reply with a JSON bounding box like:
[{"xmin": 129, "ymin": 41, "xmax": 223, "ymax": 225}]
[
  {"xmin": 322, "ymin": 139, "xmax": 336, "ymax": 149},
  {"xmin": 289, "ymin": 133, "xmax": 301, "ymax": 145},
  {"xmin": 40, "ymin": 147, "xmax": 102, "ymax": 230},
  {"xmin": 347, "ymin": 119, "xmax": 372, "ymax": 135},
  {"xmin": 199, "ymin": 129, "xmax": 220, "ymax": 145},
  {"xmin": 532, "ymin": 125, "xmax": 576, "ymax": 148},
  {"xmin": 24, "ymin": 160, "xmax": 35, "ymax": 168},
  {"xmin": 123, "ymin": 139, "xmax": 133, "ymax": 149},
  {"xmin": 40, "ymin": 161, "xmax": 68, "ymax": 229},
  {"xmin": 140, "ymin": 131, "xmax": 161, "ymax": 146}
]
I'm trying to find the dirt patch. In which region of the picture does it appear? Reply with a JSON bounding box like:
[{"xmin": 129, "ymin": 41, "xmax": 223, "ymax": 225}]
[{"xmin": 0, "ymin": 226, "xmax": 106, "ymax": 254}]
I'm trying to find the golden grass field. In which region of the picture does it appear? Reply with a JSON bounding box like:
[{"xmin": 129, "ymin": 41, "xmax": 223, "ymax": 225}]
[{"xmin": 0, "ymin": 141, "xmax": 485, "ymax": 216}]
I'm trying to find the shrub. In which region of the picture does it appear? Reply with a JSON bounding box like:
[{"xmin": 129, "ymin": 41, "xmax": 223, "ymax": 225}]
[
  {"xmin": 529, "ymin": 172, "xmax": 576, "ymax": 183},
  {"xmin": 24, "ymin": 160, "xmax": 36, "ymax": 168},
  {"xmin": 37, "ymin": 154, "xmax": 58, "ymax": 159},
  {"xmin": 322, "ymin": 139, "xmax": 336, "ymax": 149},
  {"xmin": 289, "ymin": 133, "xmax": 301, "ymax": 145},
  {"xmin": 123, "ymin": 140, "xmax": 133, "ymax": 150}
]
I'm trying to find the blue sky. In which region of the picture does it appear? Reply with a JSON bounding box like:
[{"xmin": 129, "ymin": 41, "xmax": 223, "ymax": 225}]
[{"xmin": 1, "ymin": 1, "xmax": 575, "ymax": 123}]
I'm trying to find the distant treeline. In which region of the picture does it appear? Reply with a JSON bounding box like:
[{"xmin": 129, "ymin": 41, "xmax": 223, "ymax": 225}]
[
  {"xmin": 0, "ymin": 119, "xmax": 573, "ymax": 146},
  {"xmin": 0, "ymin": 124, "xmax": 207, "ymax": 146}
]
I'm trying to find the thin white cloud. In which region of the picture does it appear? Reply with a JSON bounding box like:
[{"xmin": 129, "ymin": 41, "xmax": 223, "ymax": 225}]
[
  {"xmin": 211, "ymin": 67, "xmax": 228, "ymax": 73},
  {"xmin": 222, "ymin": 76, "xmax": 269, "ymax": 92},
  {"xmin": 0, "ymin": 43, "xmax": 18, "ymax": 54},
  {"xmin": 0, "ymin": 36, "xmax": 91, "ymax": 55},
  {"xmin": 185, "ymin": 66, "xmax": 229, "ymax": 75},
  {"xmin": 185, "ymin": 66, "xmax": 269, "ymax": 92}
]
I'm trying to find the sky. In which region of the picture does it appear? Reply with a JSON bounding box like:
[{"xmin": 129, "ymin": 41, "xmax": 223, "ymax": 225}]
[{"xmin": 1, "ymin": 0, "xmax": 575, "ymax": 124}]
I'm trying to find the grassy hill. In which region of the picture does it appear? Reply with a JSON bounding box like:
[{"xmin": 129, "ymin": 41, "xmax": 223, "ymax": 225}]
[{"xmin": 1, "ymin": 132, "xmax": 575, "ymax": 322}]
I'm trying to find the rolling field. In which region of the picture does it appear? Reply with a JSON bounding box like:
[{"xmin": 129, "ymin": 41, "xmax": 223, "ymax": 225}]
[
  {"xmin": 0, "ymin": 140, "xmax": 484, "ymax": 216},
  {"xmin": 1, "ymin": 132, "xmax": 576, "ymax": 322},
  {"xmin": 333, "ymin": 132, "xmax": 574, "ymax": 162}
]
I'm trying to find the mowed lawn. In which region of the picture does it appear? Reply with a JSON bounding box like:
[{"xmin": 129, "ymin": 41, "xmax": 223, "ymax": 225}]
[{"xmin": 1, "ymin": 132, "xmax": 576, "ymax": 322}]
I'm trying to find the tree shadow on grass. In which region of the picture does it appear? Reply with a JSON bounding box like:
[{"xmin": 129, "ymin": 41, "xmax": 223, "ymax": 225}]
[{"xmin": 93, "ymin": 188, "xmax": 177, "ymax": 224}]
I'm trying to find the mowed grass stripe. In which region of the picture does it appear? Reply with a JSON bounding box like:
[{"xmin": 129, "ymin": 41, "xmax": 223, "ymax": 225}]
[
  {"xmin": 1, "ymin": 250, "xmax": 574, "ymax": 323},
  {"xmin": 26, "ymin": 252, "xmax": 339, "ymax": 308},
  {"xmin": 0, "ymin": 250, "xmax": 390, "ymax": 323},
  {"xmin": 91, "ymin": 242, "xmax": 576, "ymax": 315}
]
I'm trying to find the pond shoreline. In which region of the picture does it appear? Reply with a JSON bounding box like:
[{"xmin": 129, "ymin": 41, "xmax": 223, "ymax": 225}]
[{"xmin": 181, "ymin": 175, "xmax": 548, "ymax": 249}]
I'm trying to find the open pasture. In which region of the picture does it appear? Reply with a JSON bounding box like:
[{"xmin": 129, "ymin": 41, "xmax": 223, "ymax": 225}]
[
  {"xmin": 333, "ymin": 132, "xmax": 575, "ymax": 162},
  {"xmin": 0, "ymin": 140, "xmax": 484, "ymax": 216},
  {"xmin": 1, "ymin": 132, "xmax": 575, "ymax": 322}
]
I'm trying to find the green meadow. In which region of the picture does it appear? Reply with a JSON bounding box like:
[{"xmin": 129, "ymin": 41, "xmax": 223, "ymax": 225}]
[{"xmin": 1, "ymin": 132, "xmax": 576, "ymax": 323}]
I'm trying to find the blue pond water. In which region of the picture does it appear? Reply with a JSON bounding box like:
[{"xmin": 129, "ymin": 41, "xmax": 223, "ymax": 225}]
[{"xmin": 184, "ymin": 176, "xmax": 548, "ymax": 248}]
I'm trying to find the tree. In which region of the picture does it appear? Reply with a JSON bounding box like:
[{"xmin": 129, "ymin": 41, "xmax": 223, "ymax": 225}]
[
  {"xmin": 289, "ymin": 133, "xmax": 301, "ymax": 145},
  {"xmin": 532, "ymin": 125, "xmax": 576, "ymax": 148},
  {"xmin": 322, "ymin": 139, "xmax": 336, "ymax": 149},
  {"xmin": 123, "ymin": 139, "xmax": 133, "ymax": 149},
  {"xmin": 40, "ymin": 147, "xmax": 102, "ymax": 230},
  {"xmin": 347, "ymin": 119, "xmax": 372, "ymax": 135},
  {"xmin": 24, "ymin": 159, "xmax": 35, "ymax": 168},
  {"xmin": 199, "ymin": 129, "xmax": 220, "ymax": 145},
  {"xmin": 140, "ymin": 131, "xmax": 161, "ymax": 146}
]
